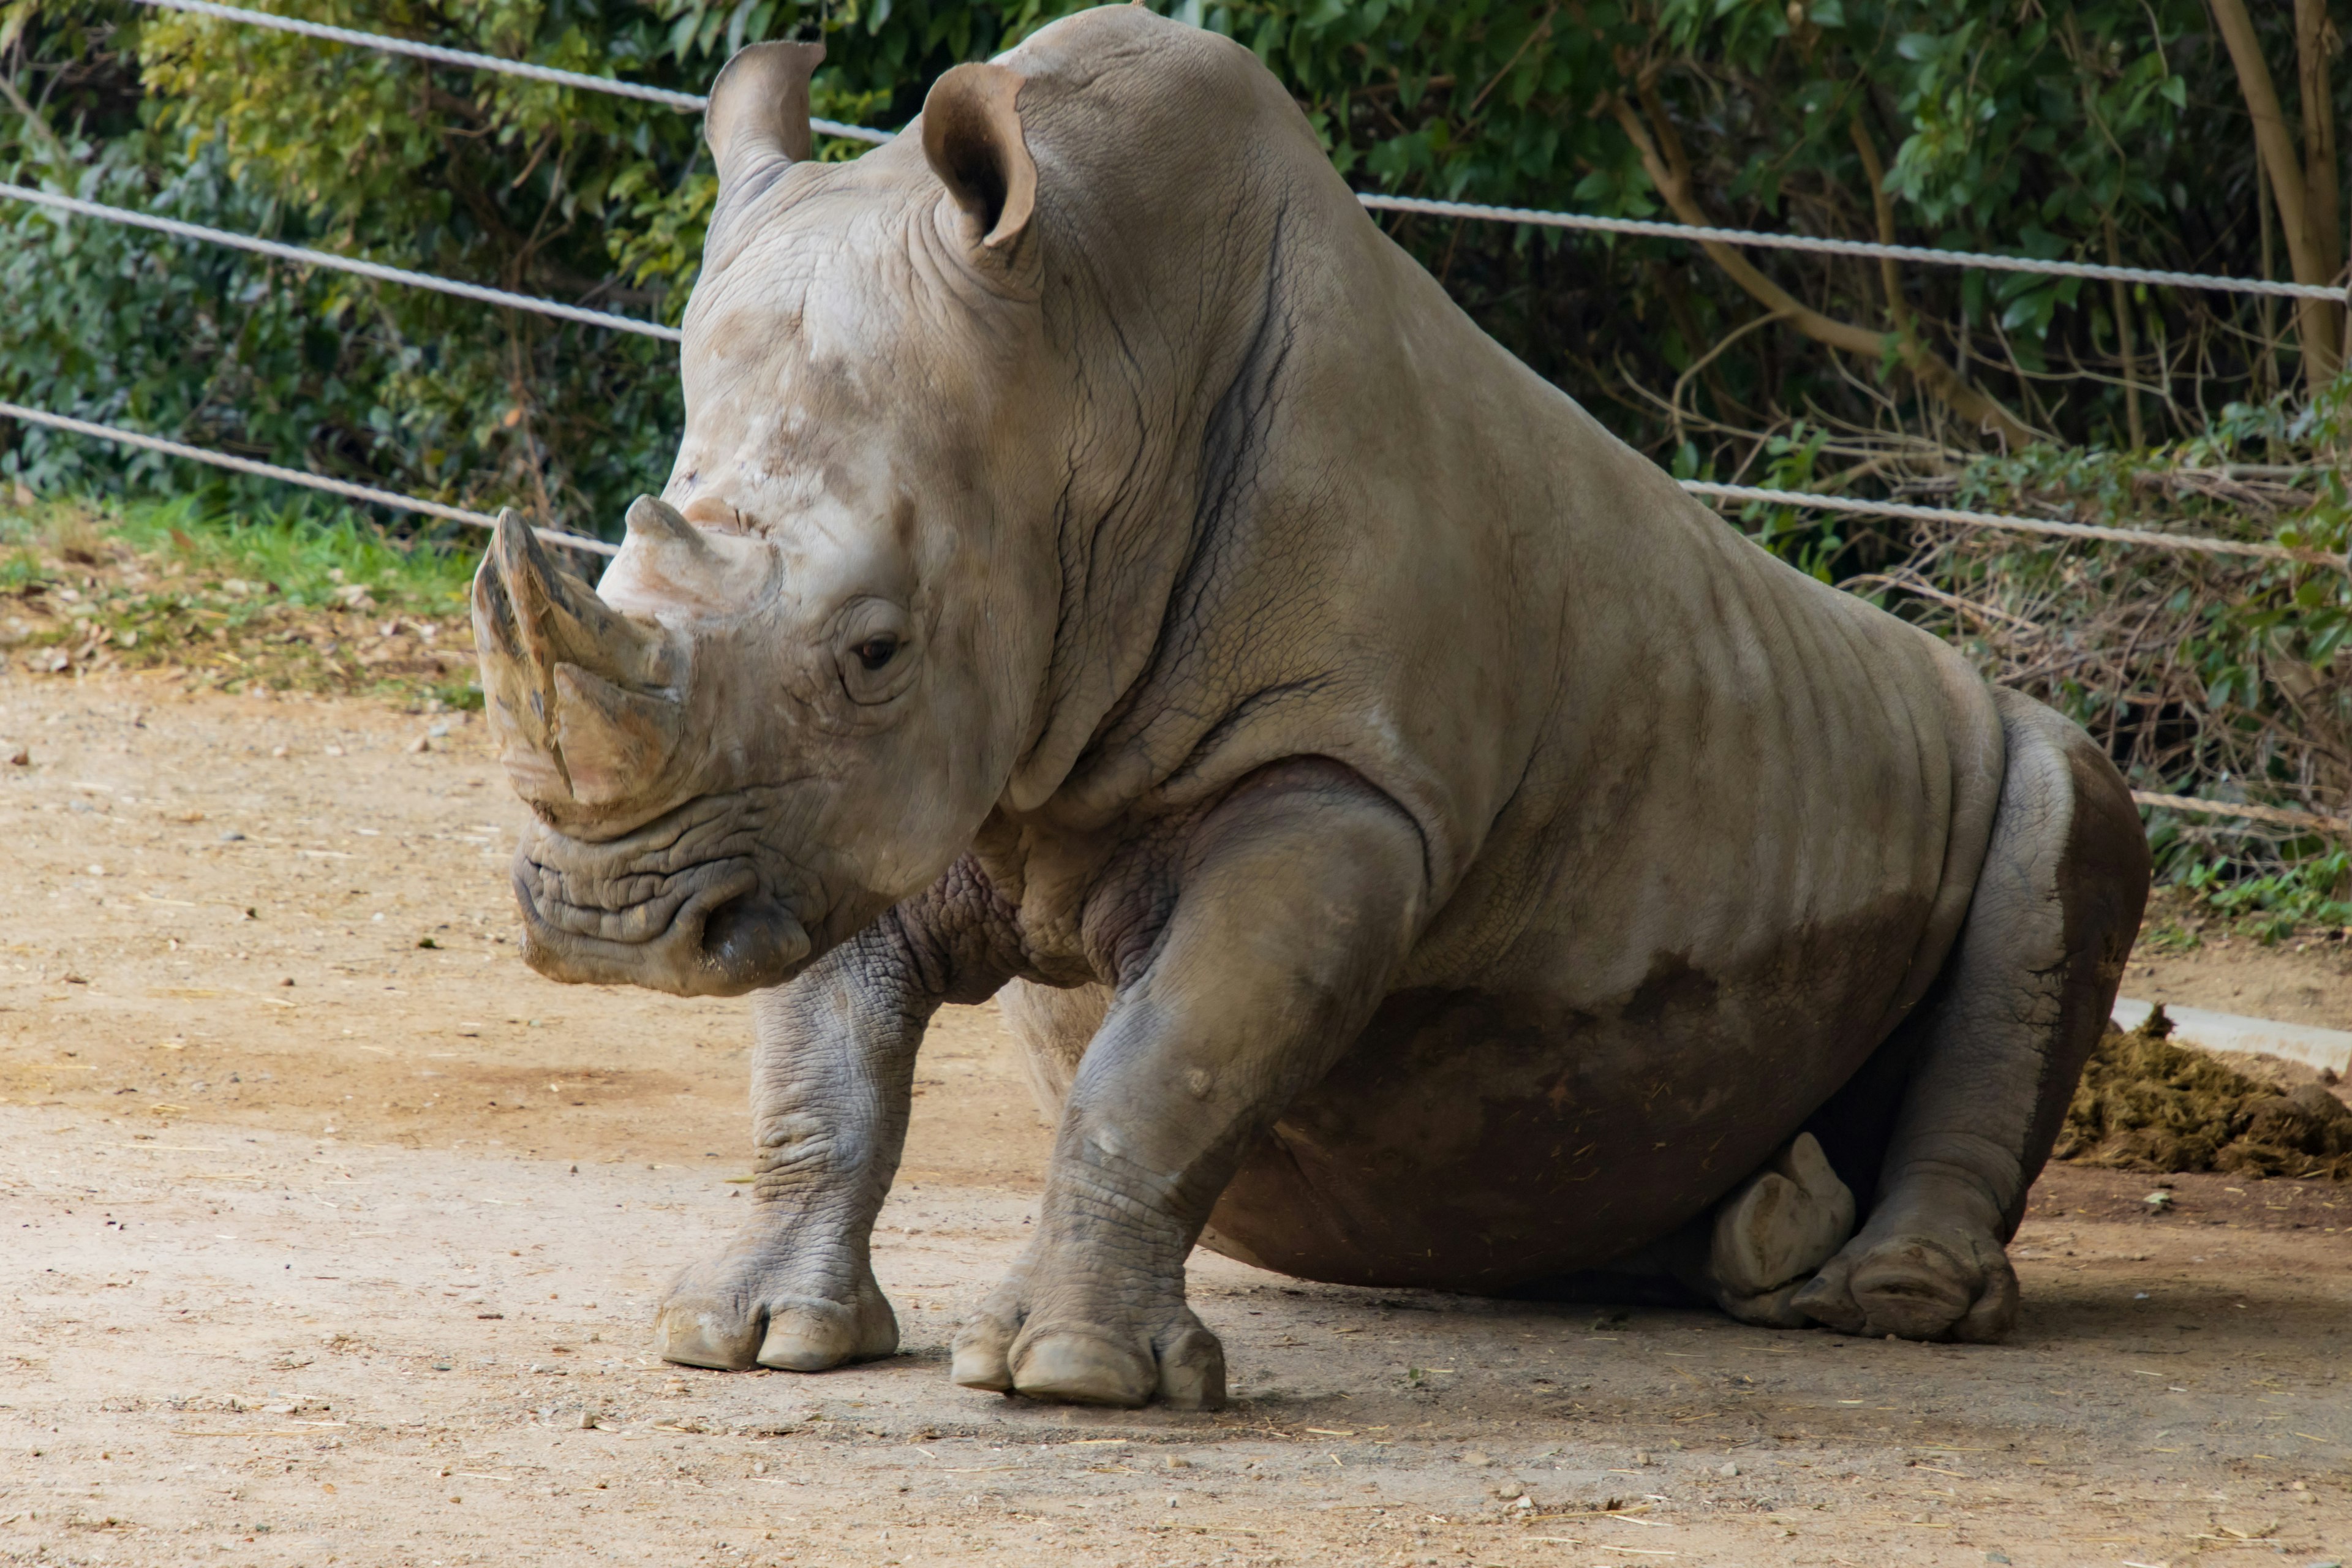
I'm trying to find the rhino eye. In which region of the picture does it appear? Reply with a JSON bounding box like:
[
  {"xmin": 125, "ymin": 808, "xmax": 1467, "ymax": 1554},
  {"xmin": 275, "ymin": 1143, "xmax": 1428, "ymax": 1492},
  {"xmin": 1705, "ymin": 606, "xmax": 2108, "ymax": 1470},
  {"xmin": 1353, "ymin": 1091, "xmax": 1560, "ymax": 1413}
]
[{"xmin": 854, "ymin": 635, "xmax": 900, "ymax": 672}]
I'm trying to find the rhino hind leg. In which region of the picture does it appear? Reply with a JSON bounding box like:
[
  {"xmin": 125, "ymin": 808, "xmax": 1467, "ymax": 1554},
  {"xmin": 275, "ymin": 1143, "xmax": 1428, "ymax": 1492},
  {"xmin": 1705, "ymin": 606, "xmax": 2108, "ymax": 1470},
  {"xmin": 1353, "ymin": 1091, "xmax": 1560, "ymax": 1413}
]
[
  {"xmin": 1704, "ymin": 1133, "xmax": 1856, "ymax": 1328},
  {"xmin": 1790, "ymin": 690, "xmax": 2150, "ymax": 1342}
]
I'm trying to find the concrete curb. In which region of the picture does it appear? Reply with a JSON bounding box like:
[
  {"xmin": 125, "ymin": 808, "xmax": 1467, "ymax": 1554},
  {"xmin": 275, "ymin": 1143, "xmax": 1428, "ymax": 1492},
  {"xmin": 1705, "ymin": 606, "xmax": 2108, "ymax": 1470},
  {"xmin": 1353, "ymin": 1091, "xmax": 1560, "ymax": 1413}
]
[{"xmin": 2113, "ymin": 995, "xmax": 2352, "ymax": 1077}]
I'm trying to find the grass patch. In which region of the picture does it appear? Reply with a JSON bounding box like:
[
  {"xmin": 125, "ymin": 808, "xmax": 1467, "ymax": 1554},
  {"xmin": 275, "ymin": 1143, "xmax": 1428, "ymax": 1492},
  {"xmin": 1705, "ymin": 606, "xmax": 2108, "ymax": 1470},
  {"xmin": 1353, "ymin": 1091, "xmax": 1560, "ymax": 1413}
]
[{"xmin": 0, "ymin": 493, "xmax": 487, "ymax": 707}]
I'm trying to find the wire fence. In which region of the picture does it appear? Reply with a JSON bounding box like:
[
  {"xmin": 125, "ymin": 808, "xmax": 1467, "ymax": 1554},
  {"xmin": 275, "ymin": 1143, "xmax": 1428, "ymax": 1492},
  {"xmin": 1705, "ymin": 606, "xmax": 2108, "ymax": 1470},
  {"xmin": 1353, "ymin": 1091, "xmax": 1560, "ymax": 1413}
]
[
  {"xmin": 0, "ymin": 402, "xmax": 616, "ymax": 557},
  {"xmin": 0, "ymin": 183, "xmax": 682, "ymax": 341},
  {"xmin": 6, "ymin": 2, "xmax": 2346, "ymax": 835},
  {"xmin": 131, "ymin": 0, "xmax": 891, "ymax": 140},
  {"xmin": 1678, "ymin": 483, "xmax": 2343, "ymax": 570},
  {"xmin": 132, "ymin": 0, "xmax": 2352, "ymax": 306},
  {"xmin": 1356, "ymin": 194, "xmax": 2352, "ymax": 306}
]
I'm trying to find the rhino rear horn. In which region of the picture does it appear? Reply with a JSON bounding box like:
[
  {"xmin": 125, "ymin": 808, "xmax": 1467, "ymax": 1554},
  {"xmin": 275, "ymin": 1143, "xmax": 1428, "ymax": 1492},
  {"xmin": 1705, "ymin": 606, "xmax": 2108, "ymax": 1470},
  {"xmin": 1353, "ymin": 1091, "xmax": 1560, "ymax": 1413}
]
[
  {"xmin": 706, "ymin": 40, "xmax": 827, "ymax": 189},
  {"xmin": 625, "ymin": 494, "xmax": 716, "ymax": 557}
]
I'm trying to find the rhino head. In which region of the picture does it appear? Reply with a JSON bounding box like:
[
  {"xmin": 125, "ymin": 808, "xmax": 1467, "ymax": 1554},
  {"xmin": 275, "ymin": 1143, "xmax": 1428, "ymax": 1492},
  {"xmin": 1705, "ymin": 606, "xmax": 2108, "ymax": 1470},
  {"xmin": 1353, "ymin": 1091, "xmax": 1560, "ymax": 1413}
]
[{"xmin": 473, "ymin": 38, "xmax": 1070, "ymax": 997}]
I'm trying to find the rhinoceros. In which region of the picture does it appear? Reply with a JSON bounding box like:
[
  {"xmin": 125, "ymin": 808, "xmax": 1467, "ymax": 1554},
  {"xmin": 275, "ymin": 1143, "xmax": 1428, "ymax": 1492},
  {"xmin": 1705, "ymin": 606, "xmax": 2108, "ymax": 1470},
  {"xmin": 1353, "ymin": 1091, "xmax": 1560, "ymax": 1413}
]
[{"xmin": 470, "ymin": 6, "xmax": 2150, "ymax": 1409}]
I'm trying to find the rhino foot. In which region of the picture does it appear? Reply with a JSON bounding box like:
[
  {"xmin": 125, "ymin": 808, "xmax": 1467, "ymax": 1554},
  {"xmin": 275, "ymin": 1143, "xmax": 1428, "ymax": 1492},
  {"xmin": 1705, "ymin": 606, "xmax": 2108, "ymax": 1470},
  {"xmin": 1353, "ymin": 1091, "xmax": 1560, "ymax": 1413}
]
[
  {"xmin": 951, "ymin": 1261, "xmax": 1226, "ymax": 1410},
  {"xmin": 1707, "ymin": 1132, "xmax": 1855, "ymax": 1326},
  {"xmin": 1790, "ymin": 1221, "xmax": 2018, "ymax": 1342},
  {"xmin": 655, "ymin": 1244, "xmax": 897, "ymax": 1373}
]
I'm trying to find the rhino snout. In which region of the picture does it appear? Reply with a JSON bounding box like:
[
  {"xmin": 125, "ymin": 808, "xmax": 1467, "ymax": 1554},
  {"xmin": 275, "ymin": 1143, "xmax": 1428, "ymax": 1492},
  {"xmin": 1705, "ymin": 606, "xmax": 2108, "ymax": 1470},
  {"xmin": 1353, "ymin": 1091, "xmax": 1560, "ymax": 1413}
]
[{"xmin": 511, "ymin": 827, "xmax": 812, "ymax": 999}]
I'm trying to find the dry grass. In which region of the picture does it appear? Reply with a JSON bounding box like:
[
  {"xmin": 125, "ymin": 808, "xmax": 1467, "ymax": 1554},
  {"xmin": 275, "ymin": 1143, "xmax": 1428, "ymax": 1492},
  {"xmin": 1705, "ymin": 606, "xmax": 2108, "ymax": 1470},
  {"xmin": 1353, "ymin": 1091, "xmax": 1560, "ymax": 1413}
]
[{"xmin": 0, "ymin": 497, "xmax": 484, "ymax": 709}]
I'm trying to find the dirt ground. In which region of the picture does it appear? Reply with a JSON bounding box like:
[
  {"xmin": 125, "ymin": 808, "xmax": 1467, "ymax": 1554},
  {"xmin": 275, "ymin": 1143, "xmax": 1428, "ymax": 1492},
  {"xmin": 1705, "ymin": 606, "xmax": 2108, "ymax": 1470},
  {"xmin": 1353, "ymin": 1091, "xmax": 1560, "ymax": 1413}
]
[{"xmin": 4, "ymin": 669, "xmax": 2351, "ymax": 1568}]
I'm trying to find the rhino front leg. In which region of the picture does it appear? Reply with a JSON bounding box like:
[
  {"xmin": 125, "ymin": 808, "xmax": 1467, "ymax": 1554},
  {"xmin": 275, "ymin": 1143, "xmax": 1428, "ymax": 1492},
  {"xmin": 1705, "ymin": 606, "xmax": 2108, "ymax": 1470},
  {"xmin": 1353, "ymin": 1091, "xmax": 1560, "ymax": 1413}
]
[
  {"xmin": 656, "ymin": 925, "xmax": 935, "ymax": 1373},
  {"xmin": 1792, "ymin": 692, "xmax": 2149, "ymax": 1341},
  {"xmin": 952, "ymin": 764, "xmax": 1427, "ymax": 1409}
]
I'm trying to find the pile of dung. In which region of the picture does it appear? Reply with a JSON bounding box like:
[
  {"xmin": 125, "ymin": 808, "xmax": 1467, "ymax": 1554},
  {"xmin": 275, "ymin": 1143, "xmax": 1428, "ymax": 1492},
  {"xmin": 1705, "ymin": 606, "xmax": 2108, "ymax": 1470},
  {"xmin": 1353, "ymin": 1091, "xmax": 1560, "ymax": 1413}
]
[{"xmin": 2055, "ymin": 1011, "xmax": 2352, "ymax": 1179}]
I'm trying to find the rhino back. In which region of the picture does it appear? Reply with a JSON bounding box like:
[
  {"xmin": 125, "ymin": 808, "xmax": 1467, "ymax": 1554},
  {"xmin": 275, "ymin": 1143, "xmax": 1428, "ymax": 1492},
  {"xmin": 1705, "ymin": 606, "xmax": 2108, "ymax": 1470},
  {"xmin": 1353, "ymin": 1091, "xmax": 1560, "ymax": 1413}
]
[{"xmin": 987, "ymin": 12, "xmax": 2000, "ymax": 965}]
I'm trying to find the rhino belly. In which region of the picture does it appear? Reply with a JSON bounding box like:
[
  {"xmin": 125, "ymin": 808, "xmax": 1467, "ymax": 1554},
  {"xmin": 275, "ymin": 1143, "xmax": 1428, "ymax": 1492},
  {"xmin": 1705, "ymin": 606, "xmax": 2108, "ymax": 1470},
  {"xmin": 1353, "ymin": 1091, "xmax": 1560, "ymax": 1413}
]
[{"xmin": 1197, "ymin": 895, "xmax": 1934, "ymax": 1291}]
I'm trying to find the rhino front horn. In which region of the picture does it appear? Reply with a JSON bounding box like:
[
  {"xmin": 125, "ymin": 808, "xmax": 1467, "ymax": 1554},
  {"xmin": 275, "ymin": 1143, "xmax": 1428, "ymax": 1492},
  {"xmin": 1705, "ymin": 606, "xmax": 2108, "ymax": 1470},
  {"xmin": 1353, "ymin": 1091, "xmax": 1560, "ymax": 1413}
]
[{"xmin": 472, "ymin": 510, "xmax": 690, "ymax": 818}]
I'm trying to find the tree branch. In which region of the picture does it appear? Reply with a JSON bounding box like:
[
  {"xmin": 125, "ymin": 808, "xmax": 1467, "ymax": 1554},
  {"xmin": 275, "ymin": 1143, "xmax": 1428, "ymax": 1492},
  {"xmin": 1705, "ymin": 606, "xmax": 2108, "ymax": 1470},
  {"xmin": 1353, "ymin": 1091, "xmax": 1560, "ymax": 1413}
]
[
  {"xmin": 1608, "ymin": 88, "xmax": 2039, "ymax": 448},
  {"xmin": 2212, "ymin": 0, "xmax": 2343, "ymax": 385}
]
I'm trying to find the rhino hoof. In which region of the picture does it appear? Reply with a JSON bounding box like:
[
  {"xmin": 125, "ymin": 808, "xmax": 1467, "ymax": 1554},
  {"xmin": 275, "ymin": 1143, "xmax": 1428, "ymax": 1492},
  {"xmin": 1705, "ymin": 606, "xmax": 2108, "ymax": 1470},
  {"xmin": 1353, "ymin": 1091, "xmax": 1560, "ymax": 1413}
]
[
  {"xmin": 1009, "ymin": 1330, "xmax": 1157, "ymax": 1407},
  {"xmin": 949, "ymin": 1336, "xmax": 1014, "ymax": 1393},
  {"xmin": 1793, "ymin": 1231, "xmax": 2019, "ymax": 1342},
  {"xmin": 1714, "ymin": 1278, "xmax": 1814, "ymax": 1330},
  {"xmin": 655, "ymin": 1304, "xmax": 762, "ymax": 1371},
  {"xmin": 1709, "ymin": 1132, "xmax": 1855, "ymax": 1300},
  {"xmin": 756, "ymin": 1297, "xmax": 897, "ymax": 1372},
  {"xmin": 1155, "ymin": 1326, "xmax": 1227, "ymax": 1411}
]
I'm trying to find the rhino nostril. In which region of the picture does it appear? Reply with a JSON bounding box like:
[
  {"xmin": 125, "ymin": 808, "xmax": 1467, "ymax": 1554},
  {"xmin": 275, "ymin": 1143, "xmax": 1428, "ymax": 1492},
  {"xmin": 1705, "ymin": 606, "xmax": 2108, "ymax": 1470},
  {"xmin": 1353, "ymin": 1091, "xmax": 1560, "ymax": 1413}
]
[{"xmin": 699, "ymin": 891, "xmax": 810, "ymax": 980}]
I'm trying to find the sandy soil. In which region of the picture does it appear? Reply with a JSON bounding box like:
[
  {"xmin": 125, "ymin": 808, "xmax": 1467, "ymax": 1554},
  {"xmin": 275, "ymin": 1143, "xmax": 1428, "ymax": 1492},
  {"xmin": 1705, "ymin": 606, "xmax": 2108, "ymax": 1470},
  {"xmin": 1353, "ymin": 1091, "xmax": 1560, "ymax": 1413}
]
[{"xmin": 4, "ymin": 670, "xmax": 2351, "ymax": 1568}]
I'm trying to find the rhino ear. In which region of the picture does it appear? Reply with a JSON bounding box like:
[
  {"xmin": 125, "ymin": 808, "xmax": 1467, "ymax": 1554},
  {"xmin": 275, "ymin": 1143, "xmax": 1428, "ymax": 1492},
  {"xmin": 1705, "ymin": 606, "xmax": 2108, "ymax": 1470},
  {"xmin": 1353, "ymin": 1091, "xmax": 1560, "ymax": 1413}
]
[
  {"xmin": 921, "ymin": 61, "xmax": 1035, "ymax": 251},
  {"xmin": 705, "ymin": 40, "xmax": 827, "ymax": 190}
]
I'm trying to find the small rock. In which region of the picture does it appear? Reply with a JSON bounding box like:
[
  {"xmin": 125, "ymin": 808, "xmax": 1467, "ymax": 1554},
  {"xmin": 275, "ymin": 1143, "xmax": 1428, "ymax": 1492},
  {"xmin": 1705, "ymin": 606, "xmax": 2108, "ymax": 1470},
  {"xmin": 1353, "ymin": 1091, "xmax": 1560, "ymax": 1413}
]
[
  {"xmin": 219, "ymin": 830, "xmax": 246, "ymax": 843},
  {"xmin": 576, "ymin": 1410, "xmax": 598, "ymax": 1430},
  {"xmin": 1165, "ymin": 1494, "xmax": 1180, "ymax": 1510},
  {"xmin": 1985, "ymin": 1554, "xmax": 2011, "ymax": 1566},
  {"xmin": 1719, "ymin": 1461, "xmax": 1740, "ymax": 1477},
  {"xmin": 1493, "ymin": 1482, "xmax": 1523, "ymax": 1500},
  {"xmin": 428, "ymin": 723, "xmax": 452, "ymax": 739},
  {"xmin": 1461, "ymin": 1450, "xmax": 1491, "ymax": 1467},
  {"xmin": 1164, "ymin": 1457, "xmax": 1189, "ymax": 1469},
  {"xmin": 4, "ymin": 744, "xmax": 27, "ymax": 766},
  {"xmin": 2144, "ymin": 1190, "xmax": 2174, "ymax": 1211},
  {"xmin": 67, "ymin": 797, "xmax": 92, "ymax": 813},
  {"xmin": 406, "ymin": 735, "xmax": 431, "ymax": 754},
  {"xmin": 1512, "ymin": 1494, "xmax": 1534, "ymax": 1511},
  {"xmin": 271, "ymin": 746, "xmax": 290, "ymax": 759},
  {"xmin": 324, "ymin": 744, "xmax": 345, "ymax": 757},
  {"xmin": 1634, "ymin": 1450, "xmax": 1655, "ymax": 1466}
]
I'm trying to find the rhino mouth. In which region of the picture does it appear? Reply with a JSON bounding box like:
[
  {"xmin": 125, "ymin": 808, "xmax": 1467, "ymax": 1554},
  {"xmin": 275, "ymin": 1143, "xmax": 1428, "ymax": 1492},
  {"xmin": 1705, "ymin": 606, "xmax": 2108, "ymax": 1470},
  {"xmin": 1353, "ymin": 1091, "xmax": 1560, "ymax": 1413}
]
[{"xmin": 510, "ymin": 794, "xmax": 814, "ymax": 998}]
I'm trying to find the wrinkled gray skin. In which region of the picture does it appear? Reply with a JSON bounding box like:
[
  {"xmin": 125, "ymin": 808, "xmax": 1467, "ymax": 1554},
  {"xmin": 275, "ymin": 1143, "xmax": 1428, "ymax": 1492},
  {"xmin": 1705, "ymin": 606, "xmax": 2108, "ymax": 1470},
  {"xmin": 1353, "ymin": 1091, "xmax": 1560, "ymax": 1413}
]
[{"xmin": 470, "ymin": 7, "xmax": 2151, "ymax": 1409}]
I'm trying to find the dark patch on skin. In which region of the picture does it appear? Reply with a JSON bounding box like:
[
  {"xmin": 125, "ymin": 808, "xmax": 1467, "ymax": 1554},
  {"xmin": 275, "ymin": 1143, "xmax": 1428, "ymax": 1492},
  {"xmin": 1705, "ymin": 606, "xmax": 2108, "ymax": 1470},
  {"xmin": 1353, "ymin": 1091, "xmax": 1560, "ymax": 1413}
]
[
  {"xmin": 1619, "ymin": 949, "xmax": 1720, "ymax": 1028},
  {"xmin": 1074, "ymin": 206, "xmax": 1302, "ymax": 764},
  {"xmin": 1196, "ymin": 894, "xmax": 1937, "ymax": 1291}
]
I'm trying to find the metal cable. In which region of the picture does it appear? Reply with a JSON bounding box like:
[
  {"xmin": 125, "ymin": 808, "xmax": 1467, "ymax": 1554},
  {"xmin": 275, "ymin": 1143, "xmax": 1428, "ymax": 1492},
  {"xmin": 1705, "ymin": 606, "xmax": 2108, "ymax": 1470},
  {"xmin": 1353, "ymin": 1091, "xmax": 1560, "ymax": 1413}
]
[
  {"xmin": 1679, "ymin": 481, "xmax": 2345, "ymax": 569},
  {"xmin": 1, "ymin": 183, "xmax": 682, "ymax": 342},
  {"xmin": 132, "ymin": 0, "xmax": 891, "ymax": 141},
  {"xmin": 0, "ymin": 402, "xmax": 617, "ymax": 557},
  {"xmin": 1363, "ymin": 195, "xmax": 2352, "ymax": 306},
  {"xmin": 135, "ymin": 0, "xmax": 2347, "ymax": 305}
]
